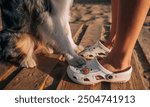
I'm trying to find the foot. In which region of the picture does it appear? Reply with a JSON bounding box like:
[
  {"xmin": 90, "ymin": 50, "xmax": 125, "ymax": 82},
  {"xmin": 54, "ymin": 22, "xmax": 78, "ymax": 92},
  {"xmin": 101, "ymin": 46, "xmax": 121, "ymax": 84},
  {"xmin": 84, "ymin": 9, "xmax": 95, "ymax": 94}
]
[
  {"xmin": 65, "ymin": 53, "xmax": 86, "ymax": 68},
  {"xmin": 67, "ymin": 58, "xmax": 132, "ymax": 85},
  {"xmin": 21, "ymin": 56, "xmax": 37, "ymax": 68},
  {"xmin": 99, "ymin": 55, "xmax": 131, "ymax": 73}
]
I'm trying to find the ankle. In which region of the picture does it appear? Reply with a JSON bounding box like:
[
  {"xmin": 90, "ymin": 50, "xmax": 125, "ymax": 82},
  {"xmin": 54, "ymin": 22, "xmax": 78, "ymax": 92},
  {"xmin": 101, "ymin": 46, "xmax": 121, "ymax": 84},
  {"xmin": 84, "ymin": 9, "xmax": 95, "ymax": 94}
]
[{"xmin": 100, "ymin": 54, "xmax": 131, "ymax": 73}]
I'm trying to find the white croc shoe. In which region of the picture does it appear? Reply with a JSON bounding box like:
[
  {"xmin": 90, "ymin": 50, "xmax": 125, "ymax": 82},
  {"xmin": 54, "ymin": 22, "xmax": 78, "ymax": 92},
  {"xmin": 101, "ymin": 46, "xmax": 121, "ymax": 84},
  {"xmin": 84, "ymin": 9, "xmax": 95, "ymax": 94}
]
[
  {"xmin": 67, "ymin": 58, "xmax": 132, "ymax": 85},
  {"xmin": 79, "ymin": 41, "xmax": 111, "ymax": 59}
]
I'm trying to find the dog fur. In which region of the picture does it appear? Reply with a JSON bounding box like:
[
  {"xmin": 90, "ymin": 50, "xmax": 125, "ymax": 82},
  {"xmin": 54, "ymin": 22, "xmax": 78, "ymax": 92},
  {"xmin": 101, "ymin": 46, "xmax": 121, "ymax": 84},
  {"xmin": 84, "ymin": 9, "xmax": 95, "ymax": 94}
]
[{"xmin": 0, "ymin": 0, "xmax": 85, "ymax": 68}]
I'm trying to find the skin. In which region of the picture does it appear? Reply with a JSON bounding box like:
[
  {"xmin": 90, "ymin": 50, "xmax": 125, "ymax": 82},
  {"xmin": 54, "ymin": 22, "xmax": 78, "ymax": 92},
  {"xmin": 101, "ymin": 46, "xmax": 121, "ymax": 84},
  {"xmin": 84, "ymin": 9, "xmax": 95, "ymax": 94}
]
[
  {"xmin": 104, "ymin": 0, "xmax": 119, "ymax": 49},
  {"xmin": 101, "ymin": 0, "xmax": 150, "ymax": 72}
]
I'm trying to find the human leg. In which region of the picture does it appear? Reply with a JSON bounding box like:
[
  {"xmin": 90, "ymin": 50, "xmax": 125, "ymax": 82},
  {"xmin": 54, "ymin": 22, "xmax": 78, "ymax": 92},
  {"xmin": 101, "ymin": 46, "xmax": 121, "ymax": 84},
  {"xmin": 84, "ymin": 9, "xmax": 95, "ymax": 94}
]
[{"xmin": 101, "ymin": 0, "xmax": 150, "ymax": 72}]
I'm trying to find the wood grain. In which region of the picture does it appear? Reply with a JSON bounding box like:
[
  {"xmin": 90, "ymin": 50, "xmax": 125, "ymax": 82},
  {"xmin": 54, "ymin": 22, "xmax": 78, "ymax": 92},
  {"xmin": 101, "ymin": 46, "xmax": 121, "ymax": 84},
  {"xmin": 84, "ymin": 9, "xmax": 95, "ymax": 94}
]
[
  {"xmin": 0, "ymin": 9, "xmax": 2, "ymax": 31},
  {"xmin": 138, "ymin": 27, "xmax": 150, "ymax": 64},
  {"xmin": 4, "ymin": 54, "xmax": 61, "ymax": 90}
]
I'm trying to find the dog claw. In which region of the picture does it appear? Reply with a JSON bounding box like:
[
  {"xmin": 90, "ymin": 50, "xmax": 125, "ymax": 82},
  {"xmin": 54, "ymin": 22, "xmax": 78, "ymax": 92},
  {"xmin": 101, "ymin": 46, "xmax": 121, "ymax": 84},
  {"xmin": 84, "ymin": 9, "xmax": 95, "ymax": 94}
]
[{"xmin": 67, "ymin": 55, "xmax": 86, "ymax": 68}]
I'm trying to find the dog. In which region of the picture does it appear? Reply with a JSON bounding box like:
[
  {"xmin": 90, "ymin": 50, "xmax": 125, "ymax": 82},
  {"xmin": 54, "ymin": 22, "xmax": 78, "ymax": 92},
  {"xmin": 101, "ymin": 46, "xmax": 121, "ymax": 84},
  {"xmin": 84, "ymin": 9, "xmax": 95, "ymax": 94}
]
[{"xmin": 0, "ymin": 0, "xmax": 85, "ymax": 68}]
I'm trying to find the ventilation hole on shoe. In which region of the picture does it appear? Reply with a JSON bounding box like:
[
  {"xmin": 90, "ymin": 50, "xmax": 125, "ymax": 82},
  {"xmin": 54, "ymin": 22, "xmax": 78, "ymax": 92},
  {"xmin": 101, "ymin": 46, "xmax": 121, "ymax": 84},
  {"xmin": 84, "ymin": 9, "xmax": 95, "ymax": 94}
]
[
  {"xmin": 84, "ymin": 78, "xmax": 90, "ymax": 81},
  {"xmin": 98, "ymin": 53, "xmax": 105, "ymax": 56},
  {"xmin": 88, "ymin": 55, "xmax": 94, "ymax": 57},
  {"xmin": 95, "ymin": 75, "xmax": 104, "ymax": 80},
  {"xmin": 73, "ymin": 76, "xmax": 77, "ymax": 80}
]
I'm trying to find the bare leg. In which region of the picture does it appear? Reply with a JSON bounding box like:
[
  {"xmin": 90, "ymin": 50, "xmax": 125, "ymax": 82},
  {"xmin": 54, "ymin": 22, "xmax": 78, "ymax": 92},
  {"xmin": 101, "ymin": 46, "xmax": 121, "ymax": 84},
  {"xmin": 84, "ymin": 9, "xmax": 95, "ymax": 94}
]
[
  {"xmin": 104, "ymin": 0, "xmax": 119, "ymax": 48},
  {"xmin": 101, "ymin": 0, "xmax": 150, "ymax": 72}
]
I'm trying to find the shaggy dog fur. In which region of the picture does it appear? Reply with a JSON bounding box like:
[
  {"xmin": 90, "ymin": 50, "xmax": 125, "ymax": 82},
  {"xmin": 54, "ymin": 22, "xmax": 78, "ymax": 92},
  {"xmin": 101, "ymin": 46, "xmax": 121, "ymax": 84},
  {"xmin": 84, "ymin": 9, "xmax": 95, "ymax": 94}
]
[{"xmin": 0, "ymin": 0, "xmax": 85, "ymax": 68}]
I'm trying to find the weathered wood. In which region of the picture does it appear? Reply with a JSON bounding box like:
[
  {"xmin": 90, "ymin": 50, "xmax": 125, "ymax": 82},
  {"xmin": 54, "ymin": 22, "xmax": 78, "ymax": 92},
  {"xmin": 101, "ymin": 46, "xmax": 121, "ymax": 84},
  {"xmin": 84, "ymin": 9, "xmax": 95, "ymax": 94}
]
[
  {"xmin": 5, "ymin": 54, "xmax": 61, "ymax": 90},
  {"xmin": 0, "ymin": 62, "xmax": 18, "ymax": 89},
  {"xmin": 0, "ymin": 63, "xmax": 17, "ymax": 82},
  {"xmin": 80, "ymin": 23, "xmax": 103, "ymax": 47},
  {"xmin": 132, "ymin": 42, "xmax": 150, "ymax": 89},
  {"xmin": 57, "ymin": 23, "xmax": 104, "ymax": 90},
  {"xmin": 70, "ymin": 24, "xmax": 82, "ymax": 38},
  {"xmin": 138, "ymin": 27, "xmax": 150, "ymax": 64}
]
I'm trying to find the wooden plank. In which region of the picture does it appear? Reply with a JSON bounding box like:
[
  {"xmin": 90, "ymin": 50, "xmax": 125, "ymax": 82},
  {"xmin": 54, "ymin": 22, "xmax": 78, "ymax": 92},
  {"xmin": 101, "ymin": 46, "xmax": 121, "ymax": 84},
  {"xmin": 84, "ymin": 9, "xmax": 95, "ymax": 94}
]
[
  {"xmin": 4, "ymin": 23, "xmax": 82, "ymax": 90},
  {"xmin": 0, "ymin": 62, "xmax": 18, "ymax": 89},
  {"xmin": 80, "ymin": 23, "xmax": 103, "ymax": 47},
  {"xmin": 70, "ymin": 24, "xmax": 82, "ymax": 38},
  {"xmin": 4, "ymin": 54, "xmax": 61, "ymax": 90},
  {"xmin": 57, "ymin": 23, "xmax": 104, "ymax": 90},
  {"xmin": 0, "ymin": 62, "xmax": 14, "ymax": 81},
  {"xmin": 138, "ymin": 27, "xmax": 150, "ymax": 64},
  {"xmin": 133, "ymin": 42, "xmax": 150, "ymax": 89},
  {"xmin": 110, "ymin": 50, "xmax": 146, "ymax": 90},
  {"xmin": 0, "ymin": 63, "xmax": 17, "ymax": 82}
]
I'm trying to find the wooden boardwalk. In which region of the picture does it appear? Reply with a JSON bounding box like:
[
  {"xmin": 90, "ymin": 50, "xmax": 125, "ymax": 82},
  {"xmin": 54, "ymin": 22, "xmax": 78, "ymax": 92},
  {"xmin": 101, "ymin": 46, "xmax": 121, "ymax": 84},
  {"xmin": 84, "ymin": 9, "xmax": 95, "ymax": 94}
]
[{"xmin": 0, "ymin": 10, "xmax": 149, "ymax": 89}]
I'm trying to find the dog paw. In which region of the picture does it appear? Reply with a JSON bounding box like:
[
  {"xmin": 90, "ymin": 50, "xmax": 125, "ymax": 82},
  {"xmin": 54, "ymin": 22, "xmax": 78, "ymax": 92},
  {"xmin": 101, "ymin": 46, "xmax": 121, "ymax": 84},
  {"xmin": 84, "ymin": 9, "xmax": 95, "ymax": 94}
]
[
  {"xmin": 66, "ymin": 55, "xmax": 86, "ymax": 68},
  {"xmin": 21, "ymin": 57, "xmax": 37, "ymax": 68},
  {"xmin": 74, "ymin": 45, "xmax": 84, "ymax": 54}
]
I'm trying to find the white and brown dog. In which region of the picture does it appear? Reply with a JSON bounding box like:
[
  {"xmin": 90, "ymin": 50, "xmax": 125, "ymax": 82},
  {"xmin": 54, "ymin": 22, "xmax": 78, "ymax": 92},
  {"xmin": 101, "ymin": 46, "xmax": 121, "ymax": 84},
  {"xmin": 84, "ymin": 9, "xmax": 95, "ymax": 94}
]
[{"xmin": 0, "ymin": 0, "xmax": 85, "ymax": 68}]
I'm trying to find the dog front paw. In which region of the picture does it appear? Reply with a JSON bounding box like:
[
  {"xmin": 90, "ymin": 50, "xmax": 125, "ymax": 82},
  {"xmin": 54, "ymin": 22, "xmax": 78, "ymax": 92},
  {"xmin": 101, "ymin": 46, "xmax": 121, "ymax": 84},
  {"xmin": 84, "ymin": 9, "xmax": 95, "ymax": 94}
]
[
  {"xmin": 21, "ymin": 57, "xmax": 37, "ymax": 68},
  {"xmin": 66, "ymin": 54, "xmax": 86, "ymax": 67}
]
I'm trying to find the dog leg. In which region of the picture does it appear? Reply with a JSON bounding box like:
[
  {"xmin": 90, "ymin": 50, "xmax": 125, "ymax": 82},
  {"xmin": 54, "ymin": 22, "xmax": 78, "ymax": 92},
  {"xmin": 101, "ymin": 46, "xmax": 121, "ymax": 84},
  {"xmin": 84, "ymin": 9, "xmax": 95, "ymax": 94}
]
[
  {"xmin": 17, "ymin": 34, "xmax": 37, "ymax": 68},
  {"xmin": 64, "ymin": 21, "xmax": 84, "ymax": 53},
  {"xmin": 0, "ymin": 32, "xmax": 37, "ymax": 68},
  {"xmin": 51, "ymin": 0, "xmax": 83, "ymax": 53},
  {"xmin": 38, "ymin": 13, "xmax": 86, "ymax": 67}
]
